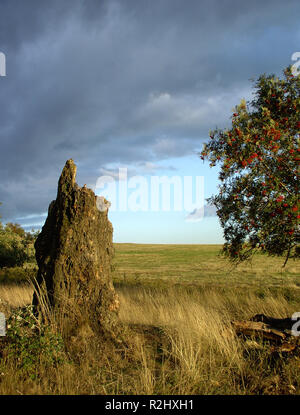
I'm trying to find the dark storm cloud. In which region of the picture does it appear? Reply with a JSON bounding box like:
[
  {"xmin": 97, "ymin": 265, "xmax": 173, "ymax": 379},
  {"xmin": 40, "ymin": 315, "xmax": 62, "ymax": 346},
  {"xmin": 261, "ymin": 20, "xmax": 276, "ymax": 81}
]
[{"xmin": 0, "ymin": 0, "xmax": 299, "ymax": 222}]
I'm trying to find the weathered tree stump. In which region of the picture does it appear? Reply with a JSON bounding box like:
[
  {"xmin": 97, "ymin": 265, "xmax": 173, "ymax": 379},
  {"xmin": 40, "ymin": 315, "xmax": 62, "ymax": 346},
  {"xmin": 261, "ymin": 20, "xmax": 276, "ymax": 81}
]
[{"xmin": 32, "ymin": 159, "xmax": 120, "ymax": 339}]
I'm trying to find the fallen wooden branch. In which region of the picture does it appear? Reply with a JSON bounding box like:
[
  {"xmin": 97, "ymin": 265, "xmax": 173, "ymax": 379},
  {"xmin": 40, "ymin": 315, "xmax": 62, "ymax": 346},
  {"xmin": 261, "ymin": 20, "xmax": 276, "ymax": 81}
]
[
  {"xmin": 232, "ymin": 320, "xmax": 286, "ymax": 342},
  {"xmin": 232, "ymin": 313, "xmax": 300, "ymax": 344},
  {"xmin": 250, "ymin": 314, "xmax": 296, "ymax": 331},
  {"xmin": 232, "ymin": 313, "xmax": 300, "ymax": 357}
]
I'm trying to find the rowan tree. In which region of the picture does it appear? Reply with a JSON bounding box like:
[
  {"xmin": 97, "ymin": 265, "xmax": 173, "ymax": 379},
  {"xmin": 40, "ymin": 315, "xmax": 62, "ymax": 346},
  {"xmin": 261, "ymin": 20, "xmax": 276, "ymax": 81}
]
[{"xmin": 200, "ymin": 66, "xmax": 299, "ymax": 266}]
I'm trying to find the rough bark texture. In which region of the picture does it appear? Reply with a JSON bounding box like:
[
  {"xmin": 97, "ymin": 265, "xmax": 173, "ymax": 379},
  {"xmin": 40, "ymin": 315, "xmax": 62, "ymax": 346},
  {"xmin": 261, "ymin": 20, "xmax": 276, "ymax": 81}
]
[{"xmin": 33, "ymin": 159, "xmax": 120, "ymax": 338}]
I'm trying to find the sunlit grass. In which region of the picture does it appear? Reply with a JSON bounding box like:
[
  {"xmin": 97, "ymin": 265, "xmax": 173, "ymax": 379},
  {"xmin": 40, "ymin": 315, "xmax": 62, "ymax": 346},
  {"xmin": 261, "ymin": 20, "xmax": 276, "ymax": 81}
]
[
  {"xmin": 113, "ymin": 243, "xmax": 299, "ymax": 288},
  {"xmin": 0, "ymin": 244, "xmax": 299, "ymax": 395}
]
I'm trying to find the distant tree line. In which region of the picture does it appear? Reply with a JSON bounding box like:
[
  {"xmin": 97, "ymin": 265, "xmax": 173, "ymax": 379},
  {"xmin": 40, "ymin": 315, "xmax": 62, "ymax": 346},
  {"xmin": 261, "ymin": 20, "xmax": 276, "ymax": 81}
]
[{"xmin": 0, "ymin": 203, "xmax": 39, "ymax": 269}]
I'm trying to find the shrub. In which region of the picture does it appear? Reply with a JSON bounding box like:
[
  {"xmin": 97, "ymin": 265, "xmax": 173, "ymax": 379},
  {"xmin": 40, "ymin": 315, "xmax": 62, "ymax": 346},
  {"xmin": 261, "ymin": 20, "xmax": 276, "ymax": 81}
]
[{"xmin": 3, "ymin": 305, "xmax": 66, "ymax": 380}]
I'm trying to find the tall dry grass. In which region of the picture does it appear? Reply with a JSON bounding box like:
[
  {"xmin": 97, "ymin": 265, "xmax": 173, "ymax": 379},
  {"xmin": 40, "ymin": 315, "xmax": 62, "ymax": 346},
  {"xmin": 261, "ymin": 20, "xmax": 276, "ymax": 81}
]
[
  {"xmin": 0, "ymin": 284, "xmax": 33, "ymax": 311},
  {"xmin": 0, "ymin": 282, "xmax": 300, "ymax": 395},
  {"xmin": 117, "ymin": 285, "xmax": 300, "ymax": 394}
]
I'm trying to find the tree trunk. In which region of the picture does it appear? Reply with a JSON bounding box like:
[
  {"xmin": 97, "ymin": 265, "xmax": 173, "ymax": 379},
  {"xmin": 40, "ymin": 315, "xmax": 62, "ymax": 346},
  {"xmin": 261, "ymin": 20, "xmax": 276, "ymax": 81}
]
[{"xmin": 33, "ymin": 159, "xmax": 120, "ymax": 339}]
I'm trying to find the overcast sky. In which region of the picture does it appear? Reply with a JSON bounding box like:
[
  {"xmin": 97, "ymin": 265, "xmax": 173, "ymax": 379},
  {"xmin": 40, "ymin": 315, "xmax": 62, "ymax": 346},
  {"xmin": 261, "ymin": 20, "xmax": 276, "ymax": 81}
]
[{"xmin": 0, "ymin": 0, "xmax": 299, "ymax": 243}]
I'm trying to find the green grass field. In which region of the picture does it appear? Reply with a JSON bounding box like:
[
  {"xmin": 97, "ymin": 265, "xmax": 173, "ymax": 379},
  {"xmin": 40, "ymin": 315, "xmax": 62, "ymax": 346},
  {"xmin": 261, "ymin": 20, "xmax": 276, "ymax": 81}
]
[{"xmin": 112, "ymin": 243, "xmax": 300, "ymax": 289}]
